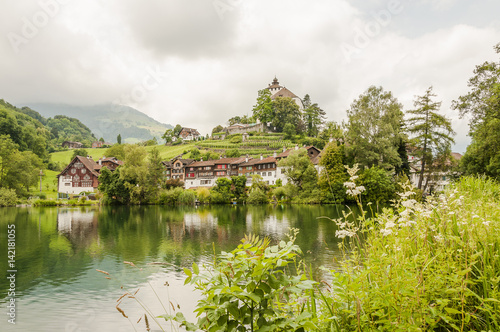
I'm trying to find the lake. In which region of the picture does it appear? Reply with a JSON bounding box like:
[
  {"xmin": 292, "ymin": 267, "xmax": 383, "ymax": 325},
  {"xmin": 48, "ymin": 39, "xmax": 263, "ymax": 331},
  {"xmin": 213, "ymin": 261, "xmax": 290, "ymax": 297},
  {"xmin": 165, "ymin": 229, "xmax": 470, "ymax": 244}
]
[{"xmin": 0, "ymin": 205, "xmax": 351, "ymax": 331}]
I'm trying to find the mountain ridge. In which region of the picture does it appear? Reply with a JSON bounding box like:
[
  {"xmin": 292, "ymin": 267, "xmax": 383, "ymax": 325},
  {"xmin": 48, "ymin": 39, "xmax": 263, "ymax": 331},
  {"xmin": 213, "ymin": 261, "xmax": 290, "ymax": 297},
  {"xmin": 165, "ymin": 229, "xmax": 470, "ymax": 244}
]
[{"xmin": 24, "ymin": 103, "xmax": 172, "ymax": 143}]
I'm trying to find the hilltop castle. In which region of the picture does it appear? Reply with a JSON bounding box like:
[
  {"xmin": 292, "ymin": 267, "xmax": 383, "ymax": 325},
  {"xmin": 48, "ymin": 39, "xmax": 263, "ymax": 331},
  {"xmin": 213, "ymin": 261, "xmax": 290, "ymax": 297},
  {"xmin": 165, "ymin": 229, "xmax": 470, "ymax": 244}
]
[{"xmin": 265, "ymin": 77, "xmax": 303, "ymax": 111}]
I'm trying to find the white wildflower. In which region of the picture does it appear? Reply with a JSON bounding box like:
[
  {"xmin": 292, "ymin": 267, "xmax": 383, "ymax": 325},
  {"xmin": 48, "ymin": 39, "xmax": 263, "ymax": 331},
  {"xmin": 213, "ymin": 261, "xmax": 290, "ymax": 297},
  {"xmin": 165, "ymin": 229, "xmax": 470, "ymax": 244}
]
[
  {"xmin": 380, "ymin": 228, "xmax": 393, "ymax": 236},
  {"xmin": 434, "ymin": 234, "xmax": 444, "ymax": 242},
  {"xmin": 483, "ymin": 220, "xmax": 491, "ymax": 226},
  {"xmin": 335, "ymin": 229, "xmax": 355, "ymax": 239}
]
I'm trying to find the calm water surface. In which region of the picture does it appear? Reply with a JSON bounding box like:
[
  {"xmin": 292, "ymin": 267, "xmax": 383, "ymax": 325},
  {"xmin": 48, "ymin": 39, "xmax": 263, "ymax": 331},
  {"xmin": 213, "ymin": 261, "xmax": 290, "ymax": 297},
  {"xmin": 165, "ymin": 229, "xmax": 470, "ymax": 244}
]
[{"xmin": 0, "ymin": 205, "xmax": 350, "ymax": 332}]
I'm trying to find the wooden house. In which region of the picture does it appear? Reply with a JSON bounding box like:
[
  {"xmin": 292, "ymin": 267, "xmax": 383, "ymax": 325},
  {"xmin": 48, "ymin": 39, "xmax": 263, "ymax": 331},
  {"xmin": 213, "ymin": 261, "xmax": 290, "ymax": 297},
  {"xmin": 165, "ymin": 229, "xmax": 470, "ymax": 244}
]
[
  {"xmin": 57, "ymin": 156, "xmax": 100, "ymax": 195},
  {"xmin": 62, "ymin": 141, "xmax": 84, "ymax": 149}
]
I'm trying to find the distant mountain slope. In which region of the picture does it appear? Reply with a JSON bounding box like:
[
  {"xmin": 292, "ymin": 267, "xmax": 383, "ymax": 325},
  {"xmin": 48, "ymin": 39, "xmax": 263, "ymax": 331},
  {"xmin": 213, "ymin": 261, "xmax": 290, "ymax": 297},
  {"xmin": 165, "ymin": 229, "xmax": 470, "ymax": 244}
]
[
  {"xmin": 0, "ymin": 99, "xmax": 95, "ymax": 157},
  {"xmin": 26, "ymin": 103, "xmax": 172, "ymax": 143}
]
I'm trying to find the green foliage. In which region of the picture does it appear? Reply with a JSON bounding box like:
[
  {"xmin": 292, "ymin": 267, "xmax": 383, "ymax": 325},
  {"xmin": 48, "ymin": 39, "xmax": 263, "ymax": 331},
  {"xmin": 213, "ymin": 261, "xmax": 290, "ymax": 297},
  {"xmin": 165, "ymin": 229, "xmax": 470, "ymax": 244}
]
[
  {"xmin": 407, "ymin": 86, "xmax": 455, "ymax": 189},
  {"xmin": 252, "ymin": 89, "xmax": 274, "ymax": 123},
  {"xmin": 283, "ymin": 122, "xmax": 296, "ymax": 140},
  {"xmin": 196, "ymin": 187, "xmax": 211, "ymax": 203},
  {"xmin": 172, "ymin": 232, "xmax": 317, "ymax": 331},
  {"xmin": 272, "ymin": 97, "xmax": 302, "ymax": 133},
  {"xmin": 246, "ymin": 188, "xmax": 268, "ymax": 204},
  {"xmin": 345, "ymin": 86, "xmax": 405, "ymax": 171},
  {"xmin": 187, "ymin": 148, "xmax": 201, "ymax": 160},
  {"xmin": 212, "ymin": 125, "xmax": 224, "ymax": 134},
  {"xmin": 210, "ymin": 177, "xmax": 232, "ymax": 204},
  {"xmin": 453, "ymin": 43, "xmax": 500, "ymax": 180},
  {"xmin": 302, "ymin": 94, "xmax": 326, "ymax": 137},
  {"xmin": 105, "ymin": 144, "xmax": 126, "ymax": 160},
  {"xmin": 117, "ymin": 134, "xmax": 121, "ymax": 145},
  {"xmin": 358, "ymin": 166, "xmax": 396, "ymax": 204},
  {"xmin": 98, "ymin": 167, "xmax": 130, "ymax": 204},
  {"xmin": 229, "ymin": 135, "xmax": 242, "ymax": 144},
  {"xmin": 225, "ymin": 148, "xmax": 241, "ymax": 158},
  {"xmin": 231, "ymin": 175, "xmax": 247, "ymax": 202},
  {"xmin": 71, "ymin": 149, "xmax": 88, "ymax": 161},
  {"xmin": 159, "ymin": 187, "xmax": 184, "ymax": 205},
  {"xmin": 318, "ymin": 142, "xmax": 348, "ymax": 203},
  {"xmin": 278, "ymin": 148, "xmax": 318, "ymax": 196},
  {"xmin": 327, "ymin": 176, "xmax": 500, "ymax": 331},
  {"xmin": 178, "ymin": 190, "xmax": 196, "ymax": 205},
  {"xmin": 0, "ymin": 187, "xmax": 17, "ymax": 206}
]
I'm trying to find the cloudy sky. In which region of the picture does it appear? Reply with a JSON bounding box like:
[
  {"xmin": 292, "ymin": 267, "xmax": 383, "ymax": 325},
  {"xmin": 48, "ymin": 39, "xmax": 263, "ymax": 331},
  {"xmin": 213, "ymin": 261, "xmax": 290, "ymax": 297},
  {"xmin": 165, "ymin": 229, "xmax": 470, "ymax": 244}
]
[{"xmin": 2, "ymin": 0, "xmax": 499, "ymax": 152}]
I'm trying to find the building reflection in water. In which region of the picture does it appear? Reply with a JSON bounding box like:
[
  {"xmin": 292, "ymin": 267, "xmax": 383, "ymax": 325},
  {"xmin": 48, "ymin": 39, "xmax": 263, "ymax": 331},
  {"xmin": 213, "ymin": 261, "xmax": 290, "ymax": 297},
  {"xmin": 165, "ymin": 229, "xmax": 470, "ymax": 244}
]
[{"xmin": 57, "ymin": 208, "xmax": 99, "ymax": 247}]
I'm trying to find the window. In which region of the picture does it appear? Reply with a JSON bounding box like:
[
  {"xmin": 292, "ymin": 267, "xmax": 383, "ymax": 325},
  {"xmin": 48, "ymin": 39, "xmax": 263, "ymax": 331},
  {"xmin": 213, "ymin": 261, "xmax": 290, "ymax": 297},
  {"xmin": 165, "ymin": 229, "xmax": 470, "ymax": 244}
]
[
  {"xmin": 246, "ymin": 166, "xmax": 252, "ymax": 170},
  {"xmin": 200, "ymin": 180, "xmax": 211, "ymax": 185},
  {"xmin": 215, "ymin": 171, "xmax": 225, "ymax": 176},
  {"xmin": 239, "ymin": 167, "xmax": 242, "ymax": 171},
  {"xmin": 82, "ymin": 181, "xmax": 92, "ymax": 187},
  {"xmin": 268, "ymin": 172, "xmax": 272, "ymax": 176},
  {"xmin": 65, "ymin": 183, "xmax": 71, "ymax": 186},
  {"xmin": 187, "ymin": 173, "xmax": 195, "ymax": 178},
  {"xmin": 71, "ymin": 168, "xmax": 76, "ymax": 174},
  {"xmin": 81, "ymin": 168, "xmax": 86, "ymax": 174}
]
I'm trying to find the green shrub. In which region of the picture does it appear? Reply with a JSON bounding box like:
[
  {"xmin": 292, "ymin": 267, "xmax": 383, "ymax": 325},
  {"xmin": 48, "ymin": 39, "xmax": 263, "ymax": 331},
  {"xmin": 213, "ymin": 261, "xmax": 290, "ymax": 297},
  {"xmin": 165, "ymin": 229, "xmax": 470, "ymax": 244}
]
[
  {"xmin": 0, "ymin": 188, "xmax": 17, "ymax": 207},
  {"xmin": 178, "ymin": 190, "xmax": 196, "ymax": 205},
  {"xmin": 326, "ymin": 176, "xmax": 500, "ymax": 331},
  {"xmin": 159, "ymin": 187, "xmax": 184, "ymax": 205},
  {"xmin": 32, "ymin": 199, "xmax": 58, "ymax": 207},
  {"xmin": 166, "ymin": 232, "xmax": 317, "ymax": 331},
  {"xmin": 246, "ymin": 188, "xmax": 268, "ymax": 204},
  {"xmin": 196, "ymin": 187, "xmax": 210, "ymax": 203}
]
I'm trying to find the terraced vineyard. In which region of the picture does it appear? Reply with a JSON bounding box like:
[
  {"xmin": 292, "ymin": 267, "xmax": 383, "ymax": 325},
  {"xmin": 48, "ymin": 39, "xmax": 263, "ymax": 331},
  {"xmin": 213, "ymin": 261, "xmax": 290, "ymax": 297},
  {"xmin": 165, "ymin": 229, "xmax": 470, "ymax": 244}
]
[{"xmin": 196, "ymin": 133, "xmax": 295, "ymax": 154}]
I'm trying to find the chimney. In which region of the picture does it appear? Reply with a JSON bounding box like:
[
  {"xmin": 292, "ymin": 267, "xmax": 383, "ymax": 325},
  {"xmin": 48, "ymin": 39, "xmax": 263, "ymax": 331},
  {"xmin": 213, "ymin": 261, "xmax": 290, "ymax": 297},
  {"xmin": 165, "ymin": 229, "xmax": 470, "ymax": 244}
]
[
  {"xmin": 273, "ymin": 151, "xmax": 277, "ymax": 158},
  {"xmin": 260, "ymin": 153, "xmax": 263, "ymax": 160},
  {"xmin": 295, "ymin": 144, "xmax": 298, "ymax": 150},
  {"xmin": 98, "ymin": 159, "xmax": 102, "ymax": 166},
  {"xmin": 282, "ymin": 146, "xmax": 286, "ymax": 153},
  {"xmin": 200, "ymin": 157, "xmax": 203, "ymax": 162},
  {"xmin": 245, "ymin": 154, "xmax": 249, "ymax": 163}
]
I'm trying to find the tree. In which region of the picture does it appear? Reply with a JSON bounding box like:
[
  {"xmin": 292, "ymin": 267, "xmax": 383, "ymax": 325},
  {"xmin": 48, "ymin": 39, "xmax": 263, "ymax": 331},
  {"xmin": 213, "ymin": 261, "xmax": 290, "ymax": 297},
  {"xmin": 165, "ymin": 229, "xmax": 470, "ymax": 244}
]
[
  {"xmin": 117, "ymin": 134, "xmax": 121, "ymax": 144},
  {"xmin": 278, "ymin": 148, "xmax": 318, "ymax": 193},
  {"xmin": 98, "ymin": 167, "xmax": 129, "ymax": 204},
  {"xmin": 272, "ymin": 97, "xmax": 302, "ymax": 132},
  {"xmin": 345, "ymin": 86, "xmax": 405, "ymax": 171},
  {"xmin": 283, "ymin": 123, "xmax": 296, "ymax": 140},
  {"xmin": 162, "ymin": 129, "xmax": 174, "ymax": 143},
  {"xmin": 318, "ymin": 142, "xmax": 348, "ymax": 203},
  {"xmin": 71, "ymin": 149, "xmax": 88, "ymax": 160},
  {"xmin": 358, "ymin": 166, "xmax": 396, "ymax": 204},
  {"xmin": 0, "ymin": 135, "xmax": 18, "ymax": 188},
  {"xmin": 303, "ymin": 94, "xmax": 326, "ymax": 137},
  {"xmin": 452, "ymin": 43, "xmax": 500, "ymax": 179},
  {"xmin": 105, "ymin": 144, "xmax": 126, "ymax": 160},
  {"xmin": 99, "ymin": 137, "xmax": 105, "ymax": 143},
  {"xmin": 146, "ymin": 148, "xmax": 163, "ymax": 202},
  {"xmin": 173, "ymin": 124, "xmax": 183, "ymax": 137},
  {"xmin": 252, "ymin": 89, "xmax": 274, "ymax": 123},
  {"xmin": 319, "ymin": 121, "xmax": 344, "ymax": 143},
  {"xmin": 407, "ymin": 87, "xmax": 455, "ymax": 189},
  {"xmin": 211, "ymin": 125, "xmax": 224, "ymax": 134},
  {"xmin": 226, "ymin": 148, "xmax": 241, "ymax": 158}
]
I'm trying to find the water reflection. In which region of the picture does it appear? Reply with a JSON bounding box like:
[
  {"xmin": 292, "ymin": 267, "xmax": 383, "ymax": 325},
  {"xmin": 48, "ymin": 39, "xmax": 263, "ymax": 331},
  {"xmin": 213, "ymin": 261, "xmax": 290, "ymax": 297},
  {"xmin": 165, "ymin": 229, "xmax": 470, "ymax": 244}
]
[{"xmin": 0, "ymin": 204, "xmax": 353, "ymax": 331}]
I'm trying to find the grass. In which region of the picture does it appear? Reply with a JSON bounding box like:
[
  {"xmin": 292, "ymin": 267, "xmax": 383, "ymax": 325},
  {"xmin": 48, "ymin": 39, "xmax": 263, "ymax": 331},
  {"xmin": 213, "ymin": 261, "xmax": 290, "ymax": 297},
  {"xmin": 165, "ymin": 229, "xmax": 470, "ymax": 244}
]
[
  {"xmin": 323, "ymin": 176, "xmax": 500, "ymax": 331},
  {"xmin": 28, "ymin": 169, "xmax": 59, "ymax": 200}
]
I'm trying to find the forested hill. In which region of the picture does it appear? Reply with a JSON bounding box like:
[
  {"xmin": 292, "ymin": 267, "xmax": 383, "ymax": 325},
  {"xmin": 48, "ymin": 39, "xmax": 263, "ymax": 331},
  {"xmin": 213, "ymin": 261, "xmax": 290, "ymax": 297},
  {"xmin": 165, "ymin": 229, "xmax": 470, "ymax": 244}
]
[
  {"xmin": 26, "ymin": 103, "xmax": 173, "ymax": 143},
  {"xmin": 0, "ymin": 99, "xmax": 95, "ymax": 159}
]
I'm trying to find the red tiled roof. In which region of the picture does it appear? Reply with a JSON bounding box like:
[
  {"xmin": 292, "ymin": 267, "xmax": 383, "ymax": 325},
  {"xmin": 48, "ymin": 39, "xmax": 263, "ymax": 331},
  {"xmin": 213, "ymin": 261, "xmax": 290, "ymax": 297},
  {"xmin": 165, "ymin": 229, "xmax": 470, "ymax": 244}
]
[
  {"xmin": 57, "ymin": 155, "xmax": 100, "ymax": 178},
  {"xmin": 240, "ymin": 156, "xmax": 276, "ymax": 167},
  {"xmin": 271, "ymin": 87, "xmax": 299, "ymax": 100}
]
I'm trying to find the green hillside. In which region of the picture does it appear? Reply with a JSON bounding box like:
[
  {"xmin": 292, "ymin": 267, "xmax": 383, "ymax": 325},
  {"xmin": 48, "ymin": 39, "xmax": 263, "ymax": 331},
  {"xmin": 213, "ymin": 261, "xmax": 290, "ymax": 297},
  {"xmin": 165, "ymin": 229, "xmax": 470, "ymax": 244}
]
[{"xmin": 26, "ymin": 103, "xmax": 173, "ymax": 144}]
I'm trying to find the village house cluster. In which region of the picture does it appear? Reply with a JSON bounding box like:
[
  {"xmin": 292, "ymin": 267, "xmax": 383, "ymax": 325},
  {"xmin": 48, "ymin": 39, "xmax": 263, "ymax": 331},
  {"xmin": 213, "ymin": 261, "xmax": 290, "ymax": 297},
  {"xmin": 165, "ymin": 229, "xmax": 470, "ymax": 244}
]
[
  {"xmin": 163, "ymin": 146, "xmax": 321, "ymax": 189},
  {"xmin": 56, "ymin": 146, "xmax": 322, "ymax": 196}
]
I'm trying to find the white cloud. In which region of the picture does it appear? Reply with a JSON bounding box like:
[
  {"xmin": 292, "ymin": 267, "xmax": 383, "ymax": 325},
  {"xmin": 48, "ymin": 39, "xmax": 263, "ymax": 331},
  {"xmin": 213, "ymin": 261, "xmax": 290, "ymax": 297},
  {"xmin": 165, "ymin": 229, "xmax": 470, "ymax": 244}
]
[{"xmin": 0, "ymin": 0, "xmax": 498, "ymax": 154}]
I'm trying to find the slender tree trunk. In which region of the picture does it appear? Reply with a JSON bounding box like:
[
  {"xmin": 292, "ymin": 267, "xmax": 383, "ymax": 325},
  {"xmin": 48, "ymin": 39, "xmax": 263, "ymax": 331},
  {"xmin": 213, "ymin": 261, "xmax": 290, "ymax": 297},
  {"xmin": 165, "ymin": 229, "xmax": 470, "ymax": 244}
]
[{"xmin": 418, "ymin": 111, "xmax": 429, "ymax": 190}]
